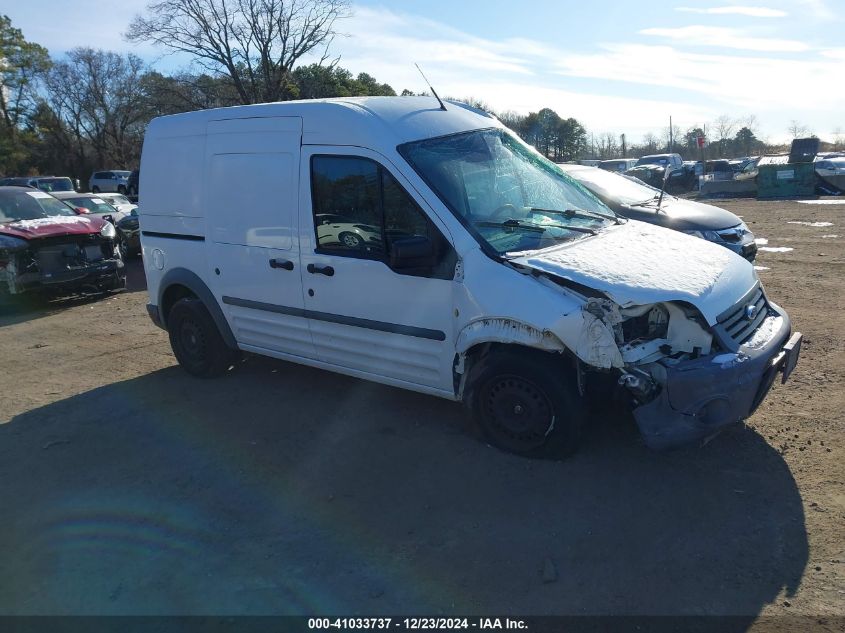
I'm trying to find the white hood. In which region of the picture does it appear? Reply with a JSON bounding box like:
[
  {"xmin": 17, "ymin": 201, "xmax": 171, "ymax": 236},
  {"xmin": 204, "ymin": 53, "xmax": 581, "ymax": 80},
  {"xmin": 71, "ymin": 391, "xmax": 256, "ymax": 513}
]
[{"xmin": 512, "ymin": 220, "xmax": 757, "ymax": 324}]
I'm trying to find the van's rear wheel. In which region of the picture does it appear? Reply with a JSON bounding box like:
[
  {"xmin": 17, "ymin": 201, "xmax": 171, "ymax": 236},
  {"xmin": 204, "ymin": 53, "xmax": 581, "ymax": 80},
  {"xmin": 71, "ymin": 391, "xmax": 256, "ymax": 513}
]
[
  {"xmin": 167, "ymin": 297, "xmax": 239, "ymax": 378},
  {"xmin": 469, "ymin": 351, "xmax": 585, "ymax": 458}
]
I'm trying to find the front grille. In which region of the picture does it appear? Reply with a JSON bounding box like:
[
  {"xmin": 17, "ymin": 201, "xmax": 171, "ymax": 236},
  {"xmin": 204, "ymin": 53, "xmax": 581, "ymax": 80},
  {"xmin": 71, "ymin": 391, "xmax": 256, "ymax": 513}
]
[
  {"xmin": 35, "ymin": 238, "xmax": 110, "ymax": 275},
  {"xmin": 713, "ymin": 283, "xmax": 771, "ymax": 351}
]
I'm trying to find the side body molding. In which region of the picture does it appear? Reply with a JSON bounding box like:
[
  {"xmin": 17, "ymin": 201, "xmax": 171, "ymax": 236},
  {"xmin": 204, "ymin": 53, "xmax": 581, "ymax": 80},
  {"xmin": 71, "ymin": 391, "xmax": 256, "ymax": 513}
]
[{"xmin": 157, "ymin": 267, "xmax": 238, "ymax": 350}]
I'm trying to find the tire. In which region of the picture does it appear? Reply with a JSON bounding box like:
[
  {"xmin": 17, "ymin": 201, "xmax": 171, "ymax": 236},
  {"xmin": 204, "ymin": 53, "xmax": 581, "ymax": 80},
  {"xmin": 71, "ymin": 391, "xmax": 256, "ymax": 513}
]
[
  {"xmin": 128, "ymin": 185, "xmax": 137, "ymax": 196},
  {"xmin": 339, "ymin": 231, "xmax": 363, "ymax": 248},
  {"xmin": 117, "ymin": 185, "xmax": 127, "ymax": 194},
  {"xmin": 116, "ymin": 231, "xmax": 128, "ymax": 260},
  {"xmin": 92, "ymin": 186, "xmax": 100, "ymax": 193},
  {"xmin": 167, "ymin": 297, "xmax": 239, "ymax": 378},
  {"xmin": 468, "ymin": 350, "xmax": 586, "ymax": 459}
]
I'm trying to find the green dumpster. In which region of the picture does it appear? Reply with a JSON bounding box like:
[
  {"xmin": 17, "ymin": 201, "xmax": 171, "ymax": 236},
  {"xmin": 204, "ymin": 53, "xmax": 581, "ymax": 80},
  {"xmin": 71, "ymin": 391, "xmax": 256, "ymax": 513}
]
[{"xmin": 757, "ymin": 162, "xmax": 816, "ymax": 199}]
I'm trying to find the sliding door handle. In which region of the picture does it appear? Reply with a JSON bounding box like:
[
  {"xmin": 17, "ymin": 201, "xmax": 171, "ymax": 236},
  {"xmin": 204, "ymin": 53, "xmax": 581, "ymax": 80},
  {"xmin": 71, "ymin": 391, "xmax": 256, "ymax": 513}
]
[
  {"xmin": 306, "ymin": 263, "xmax": 334, "ymax": 276},
  {"xmin": 269, "ymin": 258, "xmax": 294, "ymax": 270}
]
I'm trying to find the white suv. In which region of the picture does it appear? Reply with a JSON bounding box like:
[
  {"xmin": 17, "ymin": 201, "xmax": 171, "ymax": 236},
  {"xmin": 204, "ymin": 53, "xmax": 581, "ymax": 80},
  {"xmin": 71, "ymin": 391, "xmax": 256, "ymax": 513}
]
[
  {"xmin": 138, "ymin": 97, "xmax": 802, "ymax": 457},
  {"xmin": 89, "ymin": 170, "xmax": 132, "ymax": 194}
]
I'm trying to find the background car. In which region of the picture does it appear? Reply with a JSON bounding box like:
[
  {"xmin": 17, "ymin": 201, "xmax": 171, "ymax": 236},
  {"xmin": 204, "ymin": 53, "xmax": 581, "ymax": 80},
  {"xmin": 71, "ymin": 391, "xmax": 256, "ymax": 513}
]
[
  {"xmin": 0, "ymin": 176, "xmax": 77, "ymax": 192},
  {"xmin": 127, "ymin": 169, "xmax": 139, "ymax": 197},
  {"xmin": 635, "ymin": 153, "xmax": 683, "ymax": 170},
  {"xmin": 89, "ymin": 170, "xmax": 132, "ymax": 194},
  {"xmin": 704, "ymin": 160, "xmax": 735, "ymax": 181},
  {"xmin": 52, "ymin": 192, "xmax": 133, "ymax": 257},
  {"xmin": 598, "ymin": 158, "xmax": 637, "ymax": 173},
  {"xmin": 116, "ymin": 208, "xmax": 141, "ymax": 256},
  {"xmin": 560, "ymin": 164, "xmax": 757, "ymax": 260},
  {"xmin": 97, "ymin": 193, "xmax": 138, "ymax": 214},
  {"xmin": 814, "ymin": 157, "xmax": 845, "ymax": 193},
  {"xmin": 0, "ymin": 186, "xmax": 125, "ymax": 300}
]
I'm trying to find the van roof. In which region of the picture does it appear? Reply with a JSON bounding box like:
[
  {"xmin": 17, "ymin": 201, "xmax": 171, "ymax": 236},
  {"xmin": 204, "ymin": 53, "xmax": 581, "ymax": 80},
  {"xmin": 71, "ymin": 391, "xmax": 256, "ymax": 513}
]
[{"xmin": 145, "ymin": 96, "xmax": 500, "ymax": 147}]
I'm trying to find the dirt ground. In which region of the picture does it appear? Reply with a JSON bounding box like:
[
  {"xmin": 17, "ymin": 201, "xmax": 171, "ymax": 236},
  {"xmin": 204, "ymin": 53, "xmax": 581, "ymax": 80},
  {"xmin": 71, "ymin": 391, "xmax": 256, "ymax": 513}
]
[{"xmin": 1, "ymin": 198, "xmax": 843, "ymax": 625}]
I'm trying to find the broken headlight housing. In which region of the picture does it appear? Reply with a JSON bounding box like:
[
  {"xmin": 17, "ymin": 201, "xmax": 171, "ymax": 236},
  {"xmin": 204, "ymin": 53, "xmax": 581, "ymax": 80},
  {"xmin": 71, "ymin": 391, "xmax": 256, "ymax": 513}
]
[{"xmin": 99, "ymin": 221, "xmax": 117, "ymax": 239}]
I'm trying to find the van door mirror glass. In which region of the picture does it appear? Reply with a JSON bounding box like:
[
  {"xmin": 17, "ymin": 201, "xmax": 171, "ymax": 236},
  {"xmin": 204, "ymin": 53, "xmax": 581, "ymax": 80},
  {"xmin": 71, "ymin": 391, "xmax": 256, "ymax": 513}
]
[{"xmin": 390, "ymin": 236, "xmax": 436, "ymax": 269}]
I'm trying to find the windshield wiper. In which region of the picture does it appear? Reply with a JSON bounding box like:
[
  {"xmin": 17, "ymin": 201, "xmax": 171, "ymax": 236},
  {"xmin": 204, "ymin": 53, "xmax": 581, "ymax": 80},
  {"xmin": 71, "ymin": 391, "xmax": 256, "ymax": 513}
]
[
  {"xmin": 475, "ymin": 218, "xmax": 597, "ymax": 235},
  {"xmin": 530, "ymin": 207, "xmax": 621, "ymax": 225}
]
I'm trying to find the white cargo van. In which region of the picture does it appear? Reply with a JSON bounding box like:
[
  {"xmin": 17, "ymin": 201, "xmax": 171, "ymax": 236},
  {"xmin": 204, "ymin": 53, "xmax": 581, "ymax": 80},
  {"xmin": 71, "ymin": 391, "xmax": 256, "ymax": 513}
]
[{"xmin": 139, "ymin": 97, "xmax": 801, "ymax": 456}]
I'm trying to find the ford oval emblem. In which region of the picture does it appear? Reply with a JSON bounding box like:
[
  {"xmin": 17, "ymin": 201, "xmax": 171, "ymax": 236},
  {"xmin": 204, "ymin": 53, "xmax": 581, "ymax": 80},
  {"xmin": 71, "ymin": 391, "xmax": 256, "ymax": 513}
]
[{"xmin": 745, "ymin": 304, "xmax": 758, "ymax": 320}]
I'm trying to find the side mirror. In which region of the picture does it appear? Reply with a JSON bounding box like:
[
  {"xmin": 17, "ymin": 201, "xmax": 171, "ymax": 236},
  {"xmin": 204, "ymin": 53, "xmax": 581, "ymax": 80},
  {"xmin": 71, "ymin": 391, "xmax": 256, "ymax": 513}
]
[
  {"xmin": 74, "ymin": 207, "xmax": 90, "ymax": 215},
  {"xmin": 390, "ymin": 235, "xmax": 436, "ymax": 269}
]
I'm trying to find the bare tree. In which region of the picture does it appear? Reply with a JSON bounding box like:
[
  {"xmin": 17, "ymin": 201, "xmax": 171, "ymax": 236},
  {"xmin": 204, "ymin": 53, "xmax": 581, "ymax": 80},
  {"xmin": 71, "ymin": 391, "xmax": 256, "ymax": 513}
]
[
  {"xmin": 641, "ymin": 132, "xmax": 659, "ymax": 155},
  {"xmin": 712, "ymin": 115, "xmax": 736, "ymax": 157},
  {"xmin": 126, "ymin": 0, "xmax": 351, "ymax": 104},
  {"xmin": 788, "ymin": 120, "xmax": 811, "ymax": 138},
  {"xmin": 44, "ymin": 48, "xmax": 149, "ymax": 169},
  {"xmin": 596, "ymin": 132, "xmax": 619, "ymax": 159},
  {"xmin": 662, "ymin": 122, "xmax": 682, "ymax": 153},
  {"xmin": 833, "ymin": 127, "xmax": 844, "ymax": 151}
]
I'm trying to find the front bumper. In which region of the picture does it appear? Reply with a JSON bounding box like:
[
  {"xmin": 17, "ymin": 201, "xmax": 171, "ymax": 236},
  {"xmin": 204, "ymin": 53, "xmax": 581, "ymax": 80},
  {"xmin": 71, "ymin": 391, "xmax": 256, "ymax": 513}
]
[
  {"xmin": 7, "ymin": 256, "xmax": 125, "ymax": 296},
  {"xmin": 632, "ymin": 306, "xmax": 801, "ymax": 449}
]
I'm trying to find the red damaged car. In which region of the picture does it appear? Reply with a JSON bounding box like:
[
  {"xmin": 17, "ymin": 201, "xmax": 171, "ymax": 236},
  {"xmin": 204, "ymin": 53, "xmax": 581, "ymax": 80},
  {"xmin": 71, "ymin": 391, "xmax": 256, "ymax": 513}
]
[{"xmin": 0, "ymin": 186, "xmax": 126, "ymax": 301}]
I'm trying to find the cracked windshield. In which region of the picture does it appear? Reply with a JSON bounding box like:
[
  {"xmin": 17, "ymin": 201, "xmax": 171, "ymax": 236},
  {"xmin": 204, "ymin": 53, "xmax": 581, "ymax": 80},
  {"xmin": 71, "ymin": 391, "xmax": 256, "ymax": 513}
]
[{"xmin": 402, "ymin": 128, "xmax": 617, "ymax": 255}]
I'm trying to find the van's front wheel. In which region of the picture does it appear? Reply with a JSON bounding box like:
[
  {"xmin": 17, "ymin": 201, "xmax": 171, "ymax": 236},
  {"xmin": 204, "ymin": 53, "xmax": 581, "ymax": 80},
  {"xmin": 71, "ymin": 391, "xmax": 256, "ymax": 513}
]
[
  {"xmin": 470, "ymin": 352, "xmax": 585, "ymax": 458},
  {"xmin": 167, "ymin": 297, "xmax": 239, "ymax": 378}
]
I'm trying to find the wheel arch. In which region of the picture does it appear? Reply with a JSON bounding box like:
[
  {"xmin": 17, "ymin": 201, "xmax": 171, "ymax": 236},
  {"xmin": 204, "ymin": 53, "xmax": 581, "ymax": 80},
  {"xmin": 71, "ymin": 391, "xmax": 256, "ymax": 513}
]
[
  {"xmin": 453, "ymin": 318, "xmax": 574, "ymax": 400},
  {"xmin": 158, "ymin": 267, "xmax": 238, "ymax": 350}
]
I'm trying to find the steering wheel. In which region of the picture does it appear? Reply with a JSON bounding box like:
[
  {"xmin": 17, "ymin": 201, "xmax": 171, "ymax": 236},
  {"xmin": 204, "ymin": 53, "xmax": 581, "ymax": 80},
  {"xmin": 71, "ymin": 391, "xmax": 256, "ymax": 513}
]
[{"xmin": 488, "ymin": 203, "xmax": 518, "ymax": 221}]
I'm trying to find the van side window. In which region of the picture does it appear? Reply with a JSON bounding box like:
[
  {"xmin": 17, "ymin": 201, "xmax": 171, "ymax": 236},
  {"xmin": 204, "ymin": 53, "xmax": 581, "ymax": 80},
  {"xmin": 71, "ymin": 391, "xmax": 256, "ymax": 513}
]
[
  {"xmin": 382, "ymin": 168, "xmax": 430, "ymax": 248},
  {"xmin": 311, "ymin": 156, "xmax": 383, "ymax": 256},
  {"xmin": 311, "ymin": 155, "xmax": 455, "ymax": 278}
]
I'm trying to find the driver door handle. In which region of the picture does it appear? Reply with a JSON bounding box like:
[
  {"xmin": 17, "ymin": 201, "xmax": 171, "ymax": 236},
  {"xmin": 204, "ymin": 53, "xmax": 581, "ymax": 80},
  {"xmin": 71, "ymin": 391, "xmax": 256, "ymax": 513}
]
[
  {"xmin": 269, "ymin": 258, "xmax": 294, "ymax": 271},
  {"xmin": 307, "ymin": 263, "xmax": 334, "ymax": 277}
]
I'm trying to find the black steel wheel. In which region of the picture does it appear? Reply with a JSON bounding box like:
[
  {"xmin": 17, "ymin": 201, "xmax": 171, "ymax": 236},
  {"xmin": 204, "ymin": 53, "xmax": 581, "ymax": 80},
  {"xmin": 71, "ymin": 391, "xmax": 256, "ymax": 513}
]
[
  {"xmin": 470, "ymin": 351, "xmax": 585, "ymax": 458},
  {"xmin": 167, "ymin": 297, "xmax": 239, "ymax": 378}
]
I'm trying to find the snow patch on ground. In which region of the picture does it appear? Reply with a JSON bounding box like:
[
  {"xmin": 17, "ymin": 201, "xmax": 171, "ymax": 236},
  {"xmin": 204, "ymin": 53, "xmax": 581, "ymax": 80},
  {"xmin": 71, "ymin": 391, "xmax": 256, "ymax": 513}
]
[
  {"xmin": 758, "ymin": 246, "xmax": 794, "ymax": 253},
  {"xmin": 796, "ymin": 199, "xmax": 845, "ymax": 205},
  {"xmin": 787, "ymin": 221, "xmax": 834, "ymax": 227}
]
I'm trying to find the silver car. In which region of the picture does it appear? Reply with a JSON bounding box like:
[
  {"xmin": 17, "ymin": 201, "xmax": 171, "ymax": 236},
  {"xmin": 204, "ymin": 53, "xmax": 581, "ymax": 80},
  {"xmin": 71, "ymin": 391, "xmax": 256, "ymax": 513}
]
[{"xmin": 89, "ymin": 170, "xmax": 132, "ymax": 194}]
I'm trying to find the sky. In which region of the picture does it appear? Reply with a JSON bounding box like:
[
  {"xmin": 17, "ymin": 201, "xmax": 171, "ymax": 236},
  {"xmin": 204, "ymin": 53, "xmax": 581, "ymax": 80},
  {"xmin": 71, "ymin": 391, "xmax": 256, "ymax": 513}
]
[{"xmin": 7, "ymin": 0, "xmax": 845, "ymax": 144}]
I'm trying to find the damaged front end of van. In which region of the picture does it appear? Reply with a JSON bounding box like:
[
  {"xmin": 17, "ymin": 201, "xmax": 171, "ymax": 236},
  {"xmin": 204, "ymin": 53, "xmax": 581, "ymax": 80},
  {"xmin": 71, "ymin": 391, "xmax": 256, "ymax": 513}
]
[
  {"xmin": 568, "ymin": 292, "xmax": 798, "ymax": 449},
  {"xmin": 509, "ymin": 223, "xmax": 802, "ymax": 449}
]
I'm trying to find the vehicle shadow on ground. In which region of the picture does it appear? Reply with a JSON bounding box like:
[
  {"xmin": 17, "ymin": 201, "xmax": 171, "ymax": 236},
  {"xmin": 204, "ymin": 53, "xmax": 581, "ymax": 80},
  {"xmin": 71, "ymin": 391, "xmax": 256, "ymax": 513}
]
[
  {"xmin": 0, "ymin": 355, "xmax": 807, "ymax": 626},
  {"xmin": 0, "ymin": 259, "xmax": 146, "ymax": 328}
]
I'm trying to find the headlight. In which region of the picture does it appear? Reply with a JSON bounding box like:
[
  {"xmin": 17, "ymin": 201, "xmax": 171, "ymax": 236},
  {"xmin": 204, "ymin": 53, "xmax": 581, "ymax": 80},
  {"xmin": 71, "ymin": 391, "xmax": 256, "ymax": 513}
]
[
  {"xmin": 683, "ymin": 229, "xmax": 720, "ymax": 242},
  {"xmin": 0, "ymin": 234, "xmax": 28, "ymax": 251},
  {"xmin": 100, "ymin": 221, "xmax": 116, "ymax": 239}
]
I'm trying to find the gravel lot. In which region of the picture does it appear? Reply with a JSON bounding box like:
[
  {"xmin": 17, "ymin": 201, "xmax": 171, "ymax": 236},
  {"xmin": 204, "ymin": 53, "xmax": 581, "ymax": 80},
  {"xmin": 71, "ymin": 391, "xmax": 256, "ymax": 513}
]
[{"xmin": 1, "ymin": 198, "xmax": 843, "ymax": 624}]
